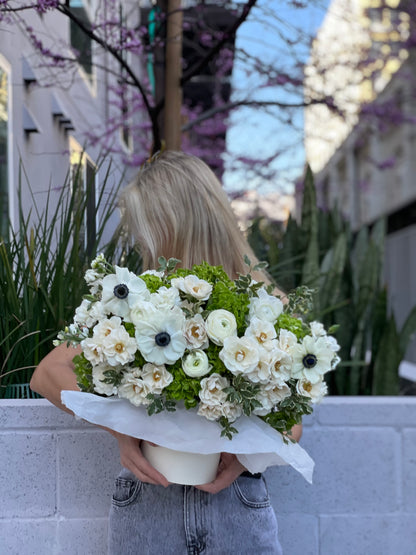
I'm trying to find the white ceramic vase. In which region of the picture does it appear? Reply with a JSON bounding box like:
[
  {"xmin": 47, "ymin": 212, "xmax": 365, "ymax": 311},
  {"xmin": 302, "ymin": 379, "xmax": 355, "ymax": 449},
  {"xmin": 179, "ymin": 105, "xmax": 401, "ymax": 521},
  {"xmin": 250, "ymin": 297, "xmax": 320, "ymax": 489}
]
[{"xmin": 142, "ymin": 442, "xmax": 220, "ymax": 485}]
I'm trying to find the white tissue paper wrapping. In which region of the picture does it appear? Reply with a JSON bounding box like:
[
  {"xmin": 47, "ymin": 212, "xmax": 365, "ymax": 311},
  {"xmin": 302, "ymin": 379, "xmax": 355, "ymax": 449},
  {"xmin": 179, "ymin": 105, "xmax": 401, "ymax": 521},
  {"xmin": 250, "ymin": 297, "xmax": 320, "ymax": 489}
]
[{"xmin": 61, "ymin": 390, "xmax": 314, "ymax": 483}]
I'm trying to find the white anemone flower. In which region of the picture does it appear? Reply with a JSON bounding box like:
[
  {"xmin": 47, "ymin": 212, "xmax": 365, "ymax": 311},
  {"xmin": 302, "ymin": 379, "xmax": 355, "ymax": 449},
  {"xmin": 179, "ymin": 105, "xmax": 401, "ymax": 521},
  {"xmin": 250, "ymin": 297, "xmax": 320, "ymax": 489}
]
[
  {"xmin": 291, "ymin": 336, "xmax": 334, "ymax": 384},
  {"xmin": 101, "ymin": 266, "xmax": 149, "ymax": 318},
  {"xmin": 135, "ymin": 308, "xmax": 186, "ymax": 365}
]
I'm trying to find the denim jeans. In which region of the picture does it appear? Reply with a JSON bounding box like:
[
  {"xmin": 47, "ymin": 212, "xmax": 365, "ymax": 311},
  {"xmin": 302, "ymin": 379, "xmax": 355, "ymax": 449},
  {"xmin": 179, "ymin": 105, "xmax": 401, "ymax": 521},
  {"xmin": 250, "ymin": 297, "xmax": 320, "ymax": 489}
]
[{"xmin": 108, "ymin": 468, "xmax": 283, "ymax": 554}]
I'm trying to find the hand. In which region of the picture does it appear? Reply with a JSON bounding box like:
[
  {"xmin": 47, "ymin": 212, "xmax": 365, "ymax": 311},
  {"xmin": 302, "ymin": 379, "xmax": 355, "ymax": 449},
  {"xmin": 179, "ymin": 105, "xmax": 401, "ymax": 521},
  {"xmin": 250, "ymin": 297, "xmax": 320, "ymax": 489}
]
[
  {"xmin": 195, "ymin": 453, "xmax": 245, "ymax": 494},
  {"xmin": 113, "ymin": 432, "xmax": 170, "ymax": 487}
]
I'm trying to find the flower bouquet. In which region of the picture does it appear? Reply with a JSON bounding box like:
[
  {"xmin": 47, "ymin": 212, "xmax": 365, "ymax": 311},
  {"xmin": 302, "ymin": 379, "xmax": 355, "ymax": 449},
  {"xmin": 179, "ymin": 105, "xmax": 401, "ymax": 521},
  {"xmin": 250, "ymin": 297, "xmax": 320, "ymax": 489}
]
[{"xmin": 57, "ymin": 254, "xmax": 340, "ymax": 484}]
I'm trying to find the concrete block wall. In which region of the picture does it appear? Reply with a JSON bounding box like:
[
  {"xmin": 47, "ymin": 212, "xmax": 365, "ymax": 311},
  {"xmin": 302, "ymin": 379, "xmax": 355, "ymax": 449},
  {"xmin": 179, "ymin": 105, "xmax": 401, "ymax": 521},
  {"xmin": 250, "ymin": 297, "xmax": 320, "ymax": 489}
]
[{"xmin": 1, "ymin": 397, "xmax": 415, "ymax": 555}]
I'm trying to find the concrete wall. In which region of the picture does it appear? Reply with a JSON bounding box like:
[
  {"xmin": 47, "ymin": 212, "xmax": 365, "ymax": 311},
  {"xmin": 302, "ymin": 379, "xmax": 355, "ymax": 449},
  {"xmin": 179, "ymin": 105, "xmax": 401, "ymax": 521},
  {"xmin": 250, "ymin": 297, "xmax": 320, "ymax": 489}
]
[{"xmin": 1, "ymin": 397, "xmax": 415, "ymax": 555}]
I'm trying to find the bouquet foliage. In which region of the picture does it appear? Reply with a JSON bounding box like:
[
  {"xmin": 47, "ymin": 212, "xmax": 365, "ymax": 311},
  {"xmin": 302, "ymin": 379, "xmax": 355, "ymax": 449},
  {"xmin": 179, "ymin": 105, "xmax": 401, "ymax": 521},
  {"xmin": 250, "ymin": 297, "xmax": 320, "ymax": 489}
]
[{"xmin": 57, "ymin": 255, "xmax": 340, "ymax": 439}]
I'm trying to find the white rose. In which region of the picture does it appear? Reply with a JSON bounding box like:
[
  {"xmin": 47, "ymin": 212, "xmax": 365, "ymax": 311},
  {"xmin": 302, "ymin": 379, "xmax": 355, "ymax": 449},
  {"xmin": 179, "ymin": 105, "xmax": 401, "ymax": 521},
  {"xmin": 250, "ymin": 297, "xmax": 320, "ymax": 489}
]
[
  {"xmin": 244, "ymin": 317, "xmax": 277, "ymax": 349},
  {"xmin": 182, "ymin": 350, "xmax": 211, "ymax": 378},
  {"xmin": 150, "ymin": 286, "xmax": 180, "ymax": 310},
  {"xmin": 118, "ymin": 368, "xmax": 151, "ymax": 406},
  {"xmin": 253, "ymin": 382, "xmax": 291, "ymax": 416},
  {"xmin": 141, "ymin": 363, "xmax": 173, "ymax": 393},
  {"xmin": 81, "ymin": 337, "xmax": 104, "ymax": 365},
  {"xmin": 296, "ymin": 378, "xmax": 327, "ymax": 403},
  {"xmin": 171, "ymin": 275, "xmax": 212, "ymax": 301},
  {"xmin": 199, "ymin": 373, "xmax": 229, "ymax": 405},
  {"xmin": 278, "ymin": 329, "xmax": 298, "ymax": 354},
  {"xmin": 183, "ymin": 314, "xmax": 208, "ymax": 349},
  {"xmin": 197, "ymin": 402, "xmax": 223, "ymax": 421},
  {"xmin": 92, "ymin": 363, "xmax": 120, "ymax": 396},
  {"xmin": 249, "ymin": 288, "xmax": 283, "ymax": 323},
  {"xmin": 205, "ymin": 309, "xmax": 237, "ymax": 346},
  {"xmin": 219, "ymin": 336, "xmax": 260, "ymax": 376},
  {"xmin": 101, "ymin": 326, "xmax": 137, "ymax": 366},
  {"xmin": 221, "ymin": 401, "xmax": 243, "ymax": 422},
  {"xmin": 269, "ymin": 347, "xmax": 293, "ymax": 385}
]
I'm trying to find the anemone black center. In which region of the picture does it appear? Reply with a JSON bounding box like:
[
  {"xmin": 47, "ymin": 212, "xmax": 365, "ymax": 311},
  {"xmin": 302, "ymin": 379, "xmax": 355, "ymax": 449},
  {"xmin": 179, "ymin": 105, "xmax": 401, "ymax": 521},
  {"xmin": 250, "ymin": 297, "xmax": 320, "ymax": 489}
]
[
  {"xmin": 302, "ymin": 354, "xmax": 317, "ymax": 369},
  {"xmin": 113, "ymin": 284, "xmax": 129, "ymax": 299},
  {"xmin": 155, "ymin": 332, "xmax": 171, "ymax": 347}
]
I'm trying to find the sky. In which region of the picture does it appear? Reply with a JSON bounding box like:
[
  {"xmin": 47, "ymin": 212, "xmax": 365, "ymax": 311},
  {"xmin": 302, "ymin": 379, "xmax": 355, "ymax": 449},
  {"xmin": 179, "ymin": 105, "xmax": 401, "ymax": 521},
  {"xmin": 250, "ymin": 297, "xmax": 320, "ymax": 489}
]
[{"xmin": 223, "ymin": 0, "xmax": 330, "ymax": 196}]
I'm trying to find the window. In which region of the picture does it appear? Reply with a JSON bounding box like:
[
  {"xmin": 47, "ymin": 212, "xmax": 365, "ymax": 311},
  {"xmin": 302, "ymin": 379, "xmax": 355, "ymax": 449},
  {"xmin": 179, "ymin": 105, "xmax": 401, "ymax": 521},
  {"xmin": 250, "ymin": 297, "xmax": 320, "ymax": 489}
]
[
  {"xmin": 69, "ymin": 137, "xmax": 97, "ymax": 257},
  {"xmin": 69, "ymin": 0, "xmax": 93, "ymax": 80},
  {"xmin": 0, "ymin": 64, "xmax": 9, "ymax": 238}
]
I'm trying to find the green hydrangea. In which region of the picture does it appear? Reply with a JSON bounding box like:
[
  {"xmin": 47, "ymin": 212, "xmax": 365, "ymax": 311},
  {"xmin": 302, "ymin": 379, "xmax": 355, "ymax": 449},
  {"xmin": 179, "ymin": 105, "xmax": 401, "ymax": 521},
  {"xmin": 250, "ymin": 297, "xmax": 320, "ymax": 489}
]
[
  {"xmin": 207, "ymin": 281, "xmax": 250, "ymax": 334},
  {"xmin": 275, "ymin": 313, "xmax": 308, "ymax": 340},
  {"xmin": 140, "ymin": 274, "xmax": 165, "ymax": 293}
]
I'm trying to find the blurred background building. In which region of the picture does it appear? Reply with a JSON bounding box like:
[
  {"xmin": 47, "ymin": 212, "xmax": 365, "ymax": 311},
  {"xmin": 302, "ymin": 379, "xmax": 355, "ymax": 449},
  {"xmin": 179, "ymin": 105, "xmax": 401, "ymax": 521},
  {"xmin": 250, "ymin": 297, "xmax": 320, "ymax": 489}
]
[{"xmin": 303, "ymin": 0, "xmax": 416, "ymax": 362}]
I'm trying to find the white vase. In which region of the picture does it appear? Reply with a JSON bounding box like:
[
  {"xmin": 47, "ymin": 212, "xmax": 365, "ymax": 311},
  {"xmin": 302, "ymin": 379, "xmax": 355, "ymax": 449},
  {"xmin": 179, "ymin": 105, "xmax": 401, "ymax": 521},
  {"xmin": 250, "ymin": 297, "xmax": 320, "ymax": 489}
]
[{"xmin": 141, "ymin": 442, "xmax": 220, "ymax": 485}]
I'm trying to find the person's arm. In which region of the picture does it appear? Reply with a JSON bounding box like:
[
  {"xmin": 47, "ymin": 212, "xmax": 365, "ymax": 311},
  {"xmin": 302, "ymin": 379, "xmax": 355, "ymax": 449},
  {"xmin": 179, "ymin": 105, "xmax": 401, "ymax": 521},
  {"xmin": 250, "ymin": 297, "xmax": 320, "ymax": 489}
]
[{"xmin": 30, "ymin": 344, "xmax": 169, "ymax": 487}]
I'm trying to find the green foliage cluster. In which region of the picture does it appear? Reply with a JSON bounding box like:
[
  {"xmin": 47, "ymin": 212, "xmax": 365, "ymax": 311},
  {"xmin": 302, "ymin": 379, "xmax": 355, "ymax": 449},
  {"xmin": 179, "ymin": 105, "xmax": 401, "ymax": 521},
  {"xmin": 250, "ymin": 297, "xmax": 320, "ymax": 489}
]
[{"xmin": 248, "ymin": 167, "xmax": 416, "ymax": 395}]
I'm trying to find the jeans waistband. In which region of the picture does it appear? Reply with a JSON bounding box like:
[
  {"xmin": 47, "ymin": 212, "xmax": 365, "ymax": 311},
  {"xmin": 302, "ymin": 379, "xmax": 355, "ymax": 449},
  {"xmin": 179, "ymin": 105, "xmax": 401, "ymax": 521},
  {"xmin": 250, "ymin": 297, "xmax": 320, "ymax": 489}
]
[{"xmin": 240, "ymin": 471, "xmax": 262, "ymax": 479}]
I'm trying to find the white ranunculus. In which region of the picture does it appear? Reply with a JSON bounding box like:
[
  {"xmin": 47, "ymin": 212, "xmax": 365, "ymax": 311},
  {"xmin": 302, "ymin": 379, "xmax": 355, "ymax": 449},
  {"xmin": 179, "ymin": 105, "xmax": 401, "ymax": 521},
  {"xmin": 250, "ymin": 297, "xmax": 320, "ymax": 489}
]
[
  {"xmin": 205, "ymin": 309, "xmax": 237, "ymax": 346},
  {"xmin": 244, "ymin": 317, "xmax": 277, "ymax": 348},
  {"xmin": 291, "ymin": 335, "xmax": 334, "ymax": 383},
  {"xmin": 278, "ymin": 329, "xmax": 298, "ymax": 354},
  {"xmin": 296, "ymin": 378, "xmax": 328, "ymax": 403},
  {"xmin": 118, "ymin": 368, "xmax": 151, "ymax": 406},
  {"xmin": 198, "ymin": 373, "xmax": 229, "ymax": 406},
  {"xmin": 101, "ymin": 266, "xmax": 149, "ymax": 318},
  {"xmin": 141, "ymin": 363, "xmax": 173, "ymax": 393},
  {"xmin": 182, "ymin": 350, "xmax": 211, "ymax": 378},
  {"xmin": 249, "ymin": 288, "xmax": 283, "ymax": 323},
  {"xmin": 183, "ymin": 314, "xmax": 208, "ymax": 349},
  {"xmin": 135, "ymin": 308, "xmax": 186, "ymax": 365},
  {"xmin": 101, "ymin": 326, "xmax": 137, "ymax": 367},
  {"xmin": 150, "ymin": 286, "xmax": 180, "ymax": 310},
  {"xmin": 92, "ymin": 363, "xmax": 120, "ymax": 396},
  {"xmin": 171, "ymin": 275, "xmax": 212, "ymax": 301},
  {"xmin": 219, "ymin": 336, "xmax": 260, "ymax": 376}
]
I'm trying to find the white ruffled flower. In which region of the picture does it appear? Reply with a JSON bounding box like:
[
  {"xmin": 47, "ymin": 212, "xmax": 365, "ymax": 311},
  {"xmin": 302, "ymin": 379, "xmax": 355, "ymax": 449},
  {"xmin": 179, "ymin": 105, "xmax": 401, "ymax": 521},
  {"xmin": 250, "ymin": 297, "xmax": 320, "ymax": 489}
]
[
  {"xmin": 81, "ymin": 337, "xmax": 104, "ymax": 365},
  {"xmin": 101, "ymin": 326, "xmax": 137, "ymax": 367},
  {"xmin": 296, "ymin": 378, "xmax": 328, "ymax": 403},
  {"xmin": 141, "ymin": 363, "xmax": 173, "ymax": 393},
  {"xmin": 101, "ymin": 266, "xmax": 149, "ymax": 318},
  {"xmin": 205, "ymin": 309, "xmax": 237, "ymax": 346},
  {"xmin": 118, "ymin": 368, "xmax": 151, "ymax": 406},
  {"xmin": 171, "ymin": 275, "xmax": 212, "ymax": 301},
  {"xmin": 268, "ymin": 348, "xmax": 293, "ymax": 384},
  {"xmin": 198, "ymin": 373, "xmax": 229, "ymax": 406},
  {"xmin": 135, "ymin": 308, "xmax": 187, "ymax": 365},
  {"xmin": 253, "ymin": 382, "xmax": 291, "ymax": 416},
  {"xmin": 242, "ymin": 349, "xmax": 272, "ymax": 384},
  {"xmin": 249, "ymin": 288, "xmax": 283, "ymax": 323},
  {"xmin": 141, "ymin": 269, "xmax": 164, "ymax": 278},
  {"xmin": 150, "ymin": 286, "xmax": 180, "ymax": 310},
  {"xmin": 74, "ymin": 299, "xmax": 105, "ymax": 329},
  {"xmin": 198, "ymin": 399, "xmax": 242, "ymax": 422},
  {"xmin": 92, "ymin": 363, "xmax": 120, "ymax": 396},
  {"xmin": 182, "ymin": 349, "xmax": 211, "ymax": 378},
  {"xmin": 245, "ymin": 317, "xmax": 277, "ymax": 350},
  {"xmin": 278, "ymin": 329, "xmax": 298, "ymax": 354},
  {"xmin": 310, "ymin": 321, "xmax": 326, "ymax": 338},
  {"xmin": 84, "ymin": 269, "xmax": 102, "ymax": 294},
  {"xmin": 291, "ymin": 335, "xmax": 334, "ymax": 384},
  {"xmin": 183, "ymin": 314, "xmax": 208, "ymax": 349},
  {"xmin": 90, "ymin": 253, "xmax": 106, "ymax": 269},
  {"xmin": 219, "ymin": 336, "xmax": 260, "ymax": 376},
  {"xmin": 92, "ymin": 316, "xmax": 124, "ymax": 343}
]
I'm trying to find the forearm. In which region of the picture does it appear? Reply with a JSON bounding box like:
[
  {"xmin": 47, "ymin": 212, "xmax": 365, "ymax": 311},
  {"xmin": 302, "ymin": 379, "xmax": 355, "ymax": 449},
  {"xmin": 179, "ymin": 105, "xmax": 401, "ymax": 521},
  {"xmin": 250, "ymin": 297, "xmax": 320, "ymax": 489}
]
[{"xmin": 30, "ymin": 343, "xmax": 81, "ymax": 414}]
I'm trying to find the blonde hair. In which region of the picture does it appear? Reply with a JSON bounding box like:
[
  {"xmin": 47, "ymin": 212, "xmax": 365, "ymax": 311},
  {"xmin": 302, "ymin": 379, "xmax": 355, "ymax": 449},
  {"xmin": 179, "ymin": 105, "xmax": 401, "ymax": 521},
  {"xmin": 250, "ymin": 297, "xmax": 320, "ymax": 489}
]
[{"xmin": 119, "ymin": 151, "xmax": 264, "ymax": 280}]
